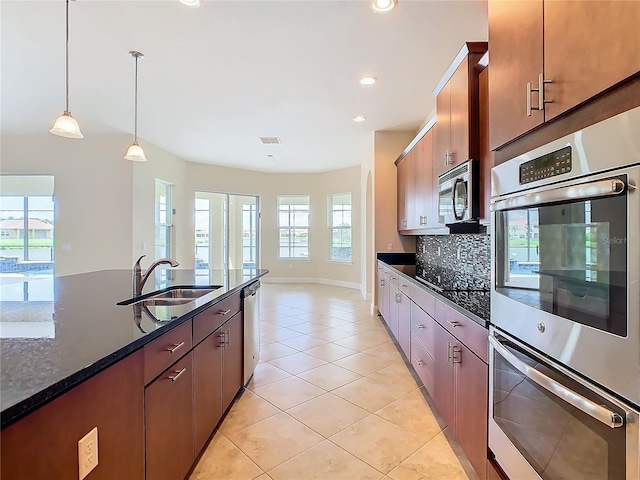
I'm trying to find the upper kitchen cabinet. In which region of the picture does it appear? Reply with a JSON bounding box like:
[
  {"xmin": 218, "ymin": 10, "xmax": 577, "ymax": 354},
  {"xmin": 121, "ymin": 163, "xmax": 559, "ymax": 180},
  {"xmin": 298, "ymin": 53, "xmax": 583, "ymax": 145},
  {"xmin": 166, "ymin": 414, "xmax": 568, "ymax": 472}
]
[
  {"xmin": 395, "ymin": 118, "xmax": 436, "ymax": 234},
  {"xmin": 488, "ymin": 0, "xmax": 640, "ymax": 150},
  {"xmin": 433, "ymin": 42, "xmax": 488, "ymax": 179}
]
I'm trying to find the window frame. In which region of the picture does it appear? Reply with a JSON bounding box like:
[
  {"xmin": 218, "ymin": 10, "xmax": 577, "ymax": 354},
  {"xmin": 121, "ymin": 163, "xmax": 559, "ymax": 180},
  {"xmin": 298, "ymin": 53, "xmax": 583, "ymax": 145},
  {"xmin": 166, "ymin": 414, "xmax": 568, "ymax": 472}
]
[
  {"xmin": 154, "ymin": 179, "xmax": 173, "ymax": 260},
  {"xmin": 328, "ymin": 192, "xmax": 352, "ymax": 263},
  {"xmin": 278, "ymin": 195, "xmax": 310, "ymax": 261}
]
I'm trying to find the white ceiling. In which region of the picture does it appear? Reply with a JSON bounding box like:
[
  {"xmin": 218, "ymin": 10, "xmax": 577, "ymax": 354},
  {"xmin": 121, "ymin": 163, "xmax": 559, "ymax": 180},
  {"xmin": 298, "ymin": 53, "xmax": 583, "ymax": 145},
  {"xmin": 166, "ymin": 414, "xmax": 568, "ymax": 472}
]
[{"xmin": 1, "ymin": 0, "xmax": 488, "ymax": 173}]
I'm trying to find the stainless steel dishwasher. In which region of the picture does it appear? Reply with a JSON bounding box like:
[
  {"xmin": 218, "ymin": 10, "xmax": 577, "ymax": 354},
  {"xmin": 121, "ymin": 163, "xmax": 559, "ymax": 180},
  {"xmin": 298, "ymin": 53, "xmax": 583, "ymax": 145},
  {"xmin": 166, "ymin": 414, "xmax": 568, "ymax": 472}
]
[{"xmin": 242, "ymin": 281, "xmax": 260, "ymax": 384}]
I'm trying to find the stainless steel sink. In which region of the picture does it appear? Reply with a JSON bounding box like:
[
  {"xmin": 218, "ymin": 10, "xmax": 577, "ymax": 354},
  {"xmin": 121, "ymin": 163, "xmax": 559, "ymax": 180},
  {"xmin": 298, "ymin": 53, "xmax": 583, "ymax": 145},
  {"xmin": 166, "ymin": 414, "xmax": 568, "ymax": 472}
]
[{"xmin": 117, "ymin": 286, "xmax": 222, "ymax": 306}]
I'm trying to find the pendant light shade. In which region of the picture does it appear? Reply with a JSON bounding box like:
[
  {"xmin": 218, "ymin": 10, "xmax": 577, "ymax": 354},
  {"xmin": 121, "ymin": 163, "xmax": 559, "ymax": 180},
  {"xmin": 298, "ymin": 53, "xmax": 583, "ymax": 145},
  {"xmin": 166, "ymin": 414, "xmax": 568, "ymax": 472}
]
[
  {"xmin": 50, "ymin": 0, "xmax": 84, "ymax": 139},
  {"xmin": 124, "ymin": 51, "xmax": 147, "ymax": 162}
]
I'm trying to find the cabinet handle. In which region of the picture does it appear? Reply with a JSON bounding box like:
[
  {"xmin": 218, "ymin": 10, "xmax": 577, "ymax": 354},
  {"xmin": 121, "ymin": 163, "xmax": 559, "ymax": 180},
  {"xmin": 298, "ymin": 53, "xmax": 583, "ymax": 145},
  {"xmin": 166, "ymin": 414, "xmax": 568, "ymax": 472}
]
[
  {"xmin": 395, "ymin": 292, "xmax": 400, "ymax": 303},
  {"xmin": 166, "ymin": 341, "xmax": 185, "ymax": 353},
  {"xmin": 225, "ymin": 330, "xmax": 230, "ymax": 347},
  {"xmin": 444, "ymin": 151, "xmax": 454, "ymax": 166},
  {"xmin": 526, "ymin": 80, "xmax": 537, "ymax": 116},
  {"xmin": 219, "ymin": 332, "xmax": 226, "ymax": 347},
  {"xmin": 538, "ymin": 73, "xmax": 552, "ymax": 111},
  {"xmin": 452, "ymin": 346, "xmax": 462, "ymax": 364},
  {"xmin": 447, "ymin": 342, "xmax": 454, "ymax": 367},
  {"xmin": 416, "ymin": 324, "xmax": 426, "ymax": 329},
  {"xmin": 401, "ymin": 284, "xmax": 408, "ymax": 288},
  {"xmin": 168, "ymin": 368, "xmax": 187, "ymax": 382},
  {"xmin": 380, "ymin": 278, "xmax": 385, "ymax": 286},
  {"xmin": 447, "ymin": 320, "xmax": 461, "ymax": 328},
  {"xmin": 220, "ymin": 309, "xmax": 231, "ymax": 316},
  {"xmin": 416, "ymin": 359, "xmax": 425, "ymax": 366}
]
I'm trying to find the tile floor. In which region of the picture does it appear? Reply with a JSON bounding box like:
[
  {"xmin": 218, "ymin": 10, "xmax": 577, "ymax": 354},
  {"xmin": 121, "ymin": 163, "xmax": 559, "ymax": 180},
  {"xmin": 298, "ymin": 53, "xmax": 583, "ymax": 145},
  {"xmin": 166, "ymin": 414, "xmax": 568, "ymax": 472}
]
[{"xmin": 189, "ymin": 283, "xmax": 474, "ymax": 480}]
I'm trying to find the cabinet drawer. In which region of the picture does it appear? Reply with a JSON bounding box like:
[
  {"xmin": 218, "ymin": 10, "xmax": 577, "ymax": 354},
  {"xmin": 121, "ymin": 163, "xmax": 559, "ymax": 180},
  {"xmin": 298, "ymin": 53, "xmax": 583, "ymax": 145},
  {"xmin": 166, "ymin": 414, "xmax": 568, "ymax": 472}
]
[
  {"xmin": 388, "ymin": 272, "xmax": 399, "ymax": 287},
  {"xmin": 435, "ymin": 299, "xmax": 488, "ymax": 363},
  {"xmin": 410, "ymin": 333, "xmax": 435, "ymax": 394},
  {"xmin": 410, "ymin": 302, "xmax": 436, "ymax": 359},
  {"xmin": 397, "ymin": 276, "xmax": 411, "ymax": 297},
  {"xmin": 193, "ymin": 292, "xmax": 241, "ymax": 345},
  {"xmin": 410, "ymin": 284, "xmax": 436, "ymax": 317},
  {"xmin": 144, "ymin": 319, "xmax": 192, "ymax": 385}
]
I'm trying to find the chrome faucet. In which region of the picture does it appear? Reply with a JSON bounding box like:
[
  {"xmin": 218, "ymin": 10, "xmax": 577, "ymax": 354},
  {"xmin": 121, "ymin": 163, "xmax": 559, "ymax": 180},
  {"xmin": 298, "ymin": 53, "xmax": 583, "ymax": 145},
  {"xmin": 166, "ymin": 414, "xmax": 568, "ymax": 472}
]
[{"xmin": 132, "ymin": 254, "xmax": 180, "ymax": 296}]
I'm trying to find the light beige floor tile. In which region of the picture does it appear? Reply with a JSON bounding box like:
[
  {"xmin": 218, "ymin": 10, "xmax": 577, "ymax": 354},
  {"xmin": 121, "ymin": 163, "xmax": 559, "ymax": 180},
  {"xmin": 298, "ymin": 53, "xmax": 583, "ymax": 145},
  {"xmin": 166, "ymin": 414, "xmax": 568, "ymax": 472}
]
[
  {"xmin": 263, "ymin": 328, "xmax": 304, "ymax": 342},
  {"xmin": 376, "ymin": 389, "xmax": 443, "ymax": 438},
  {"xmin": 387, "ymin": 431, "xmax": 469, "ymax": 480},
  {"xmin": 220, "ymin": 389, "xmax": 281, "ymax": 435},
  {"xmin": 286, "ymin": 393, "xmax": 370, "ymax": 437},
  {"xmin": 267, "ymin": 440, "xmax": 383, "ymax": 480},
  {"xmin": 278, "ymin": 334, "xmax": 328, "ymax": 351},
  {"xmin": 260, "ymin": 335, "xmax": 276, "ymax": 346},
  {"xmin": 189, "ymin": 433, "xmax": 263, "ymax": 480},
  {"xmin": 362, "ymin": 343, "xmax": 404, "ymax": 365},
  {"xmin": 333, "ymin": 352, "xmax": 397, "ymax": 376},
  {"xmin": 246, "ymin": 362, "xmax": 291, "ymax": 391},
  {"xmin": 332, "ymin": 377, "xmax": 406, "ymax": 412},
  {"xmin": 269, "ymin": 316, "xmax": 308, "ymax": 328},
  {"xmin": 333, "ymin": 330, "xmax": 392, "ymax": 349},
  {"xmin": 286, "ymin": 322, "xmax": 331, "ymax": 334},
  {"xmin": 254, "ymin": 475, "xmax": 273, "ymax": 480},
  {"xmin": 225, "ymin": 413, "xmax": 323, "ymax": 472},
  {"xmin": 330, "ymin": 415, "xmax": 426, "ymax": 474},
  {"xmin": 260, "ymin": 342, "xmax": 299, "ymax": 362},
  {"xmin": 308, "ymin": 328, "xmax": 354, "ymax": 342},
  {"xmin": 297, "ymin": 363, "xmax": 361, "ymax": 391},
  {"xmin": 253, "ymin": 376, "xmax": 326, "ymax": 410},
  {"xmin": 304, "ymin": 342, "xmax": 357, "ymax": 362},
  {"xmin": 268, "ymin": 352, "xmax": 328, "ymax": 375},
  {"xmin": 367, "ymin": 363, "xmax": 420, "ymax": 393}
]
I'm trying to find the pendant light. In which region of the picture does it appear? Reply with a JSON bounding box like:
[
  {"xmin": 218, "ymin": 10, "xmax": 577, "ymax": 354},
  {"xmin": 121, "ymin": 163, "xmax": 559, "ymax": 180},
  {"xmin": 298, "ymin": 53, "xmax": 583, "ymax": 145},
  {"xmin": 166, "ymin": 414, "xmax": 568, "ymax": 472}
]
[
  {"xmin": 50, "ymin": 0, "xmax": 84, "ymax": 139},
  {"xmin": 124, "ymin": 51, "xmax": 147, "ymax": 162}
]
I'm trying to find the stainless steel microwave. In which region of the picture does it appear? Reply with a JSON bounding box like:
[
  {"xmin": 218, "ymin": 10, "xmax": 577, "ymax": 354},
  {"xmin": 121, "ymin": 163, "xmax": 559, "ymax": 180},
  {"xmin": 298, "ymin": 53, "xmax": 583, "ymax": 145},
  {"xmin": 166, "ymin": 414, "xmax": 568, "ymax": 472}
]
[{"xmin": 438, "ymin": 160, "xmax": 479, "ymax": 224}]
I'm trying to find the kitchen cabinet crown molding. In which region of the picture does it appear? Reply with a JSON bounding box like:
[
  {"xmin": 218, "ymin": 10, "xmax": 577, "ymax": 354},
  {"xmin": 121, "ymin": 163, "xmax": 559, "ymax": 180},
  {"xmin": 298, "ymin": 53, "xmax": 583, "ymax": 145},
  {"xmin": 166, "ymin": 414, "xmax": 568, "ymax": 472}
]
[{"xmin": 433, "ymin": 42, "xmax": 489, "ymax": 97}]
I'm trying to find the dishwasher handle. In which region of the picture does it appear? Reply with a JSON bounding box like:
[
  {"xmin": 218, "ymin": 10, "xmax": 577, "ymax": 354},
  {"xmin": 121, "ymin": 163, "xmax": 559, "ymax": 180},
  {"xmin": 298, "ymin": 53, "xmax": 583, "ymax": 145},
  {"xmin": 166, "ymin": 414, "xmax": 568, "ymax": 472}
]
[{"xmin": 243, "ymin": 281, "xmax": 261, "ymax": 298}]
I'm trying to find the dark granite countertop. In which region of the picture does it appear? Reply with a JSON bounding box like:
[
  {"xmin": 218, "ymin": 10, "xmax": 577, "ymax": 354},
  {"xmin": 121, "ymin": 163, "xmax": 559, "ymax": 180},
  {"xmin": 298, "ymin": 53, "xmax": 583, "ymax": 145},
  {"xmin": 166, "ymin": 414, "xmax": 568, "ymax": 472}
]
[
  {"xmin": 377, "ymin": 255, "xmax": 489, "ymax": 326},
  {"xmin": 0, "ymin": 268, "xmax": 268, "ymax": 429}
]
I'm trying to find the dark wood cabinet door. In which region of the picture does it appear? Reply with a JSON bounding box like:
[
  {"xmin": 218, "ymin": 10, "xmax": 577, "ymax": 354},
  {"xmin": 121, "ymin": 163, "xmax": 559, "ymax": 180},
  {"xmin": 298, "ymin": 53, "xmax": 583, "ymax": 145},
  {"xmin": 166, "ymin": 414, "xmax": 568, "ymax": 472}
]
[
  {"xmin": 454, "ymin": 343, "xmax": 489, "ymax": 480},
  {"xmin": 377, "ymin": 269, "xmax": 389, "ymax": 321},
  {"xmin": 387, "ymin": 284, "xmax": 400, "ymax": 340},
  {"xmin": 488, "ymin": 0, "xmax": 544, "ymax": 149},
  {"xmin": 431, "ymin": 321, "xmax": 456, "ymax": 430},
  {"xmin": 397, "ymin": 291, "xmax": 411, "ymax": 358},
  {"xmin": 414, "ymin": 131, "xmax": 434, "ymax": 227},
  {"xmin": 193, "ymin": 330, "xmax": 224, "ymax": 454},
  {"xmin": 222, "ymin": 313, "xmax": 244, "ymax": 412},
  {"xmin": 433, "ymin": 82, "xmax": 452, "ymax": 178},
  {"xmin": 543, "ymin": 0, "xmax": 640, "ymax": 121},
  {"xmin": 397, "ymin": 149, "xmax": 414, "ymax": 231},
  {"xmin": 449, "ymin": 56, "xmax": 471, "ymax": 167},
  {"xmin": 145, "ymin": 353, "xmax": 194, "ymax": 480}
]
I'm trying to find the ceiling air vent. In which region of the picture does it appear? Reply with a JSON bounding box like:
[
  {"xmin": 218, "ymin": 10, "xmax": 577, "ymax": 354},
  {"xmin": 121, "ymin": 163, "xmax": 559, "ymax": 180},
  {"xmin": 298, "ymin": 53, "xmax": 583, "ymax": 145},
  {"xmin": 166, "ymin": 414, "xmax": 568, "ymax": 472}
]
[{"xmin": 259, "ymin": 137, "xmax": 281, "ymax": 144}]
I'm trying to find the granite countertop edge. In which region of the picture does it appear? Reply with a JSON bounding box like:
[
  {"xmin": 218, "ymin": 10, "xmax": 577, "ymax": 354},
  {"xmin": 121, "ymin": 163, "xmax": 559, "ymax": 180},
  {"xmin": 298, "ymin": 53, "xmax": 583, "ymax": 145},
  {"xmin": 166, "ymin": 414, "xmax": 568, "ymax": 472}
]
[
  {"xmin": 1, "ymin": 270, "xmax": 268, "ymax": 430},
  {"xmin": 378, "ymin": 258, "xmax": 488, "ymax": 328}
]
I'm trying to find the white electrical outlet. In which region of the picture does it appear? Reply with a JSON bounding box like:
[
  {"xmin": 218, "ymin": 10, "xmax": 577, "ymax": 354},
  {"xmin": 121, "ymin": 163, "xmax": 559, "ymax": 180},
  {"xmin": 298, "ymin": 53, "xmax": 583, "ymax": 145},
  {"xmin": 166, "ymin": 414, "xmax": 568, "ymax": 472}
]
[
  {"xmin": 78, "ymin": 427, "xmax": 98, "ymax": 480},
  {"xmin": 387, "ymin": 244, "xmax": 393, "ymax": 252}
]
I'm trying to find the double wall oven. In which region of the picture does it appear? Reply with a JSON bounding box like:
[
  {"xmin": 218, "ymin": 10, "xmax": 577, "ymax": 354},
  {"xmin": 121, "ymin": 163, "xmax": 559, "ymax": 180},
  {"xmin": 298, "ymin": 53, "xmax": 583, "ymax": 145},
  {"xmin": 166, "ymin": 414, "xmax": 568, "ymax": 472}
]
[{"xmin": 490, "ymin": 107, "xmax": 640, "ymax": 479}]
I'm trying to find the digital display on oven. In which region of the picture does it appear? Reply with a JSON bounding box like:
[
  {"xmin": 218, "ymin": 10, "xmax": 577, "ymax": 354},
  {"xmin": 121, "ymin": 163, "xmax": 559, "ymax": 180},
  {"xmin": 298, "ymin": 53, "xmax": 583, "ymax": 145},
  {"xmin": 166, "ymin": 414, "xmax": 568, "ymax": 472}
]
[{"xmin": 520, "ymin": 146, "xmax": 572, "ymax": 184}]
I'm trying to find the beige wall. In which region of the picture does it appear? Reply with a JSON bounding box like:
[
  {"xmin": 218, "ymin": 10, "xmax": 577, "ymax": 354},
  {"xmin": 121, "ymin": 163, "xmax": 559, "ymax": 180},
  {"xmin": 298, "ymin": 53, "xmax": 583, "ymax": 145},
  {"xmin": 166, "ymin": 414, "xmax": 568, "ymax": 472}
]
[
  {"xmin": 1, "ymin": 134, "xmax": 134, "ymax": 276},
  {"xmin": 186, "ymin": 163, "xmax": 362, "ymax": 289}
]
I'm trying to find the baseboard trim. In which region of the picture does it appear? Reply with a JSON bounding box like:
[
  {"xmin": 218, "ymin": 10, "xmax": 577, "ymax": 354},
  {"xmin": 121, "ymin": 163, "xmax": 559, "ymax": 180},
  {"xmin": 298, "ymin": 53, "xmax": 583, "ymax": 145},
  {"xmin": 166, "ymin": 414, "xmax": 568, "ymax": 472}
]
[{"xmin": 262, "ymin": 277, "xmax": 361, "ymax": 291}]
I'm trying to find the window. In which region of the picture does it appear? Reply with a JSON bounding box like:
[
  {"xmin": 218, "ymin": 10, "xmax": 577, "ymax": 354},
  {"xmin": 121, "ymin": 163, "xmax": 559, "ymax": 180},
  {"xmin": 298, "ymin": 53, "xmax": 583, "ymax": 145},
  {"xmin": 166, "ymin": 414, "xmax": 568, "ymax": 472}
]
[
  {"xmin": 329, "ymin": 193, "xmax": 352, "ymax": 262},
  {"xmin": 278, "ymin": 195, "xmax": 310, "ymax": 260},
  {"xmin": 155, "ymin": 180, "xmax": 172, "ymax": 259}
]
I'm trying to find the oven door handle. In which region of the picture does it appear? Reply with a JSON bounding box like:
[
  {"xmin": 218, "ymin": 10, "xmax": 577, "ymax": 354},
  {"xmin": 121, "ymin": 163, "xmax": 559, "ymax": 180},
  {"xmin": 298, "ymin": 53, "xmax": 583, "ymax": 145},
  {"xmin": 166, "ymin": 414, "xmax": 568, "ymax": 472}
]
[
  {"xmin": 489, "ymin": 335, "xmax": 624, "ymax": 429},
  {"xmin": 491, "ymin": 178, "xmax": 626, "ymax": 211}
]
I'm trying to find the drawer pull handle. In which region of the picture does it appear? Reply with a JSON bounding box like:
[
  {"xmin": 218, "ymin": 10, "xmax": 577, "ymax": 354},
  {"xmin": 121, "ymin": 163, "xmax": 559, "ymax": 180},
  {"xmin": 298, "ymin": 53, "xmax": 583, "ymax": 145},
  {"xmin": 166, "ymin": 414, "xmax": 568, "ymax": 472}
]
[
  {"xmin": 167, "ymin": 341, "xmax": 185, "ymax": 353},
  {"xmin": 168, "ymin": 368, "xmax": 187, "ymax": 382},
  {"xmin": 401, "ymin": 284, "xmax": 408, "ymax": 288},
  {"xmin": 447, "ymin": 320, "xmax": 461, "ymax": 328},
  {"xmin": 220, "ymin": 309, "xmax": 232, "ymax": 316},
  {"xmin": 416, "ymin": 359, "xmax": 425, "ymax": 366},
  {"xmin": 416, "ymin": 324, "xmax": 426, "ymax": 329}
]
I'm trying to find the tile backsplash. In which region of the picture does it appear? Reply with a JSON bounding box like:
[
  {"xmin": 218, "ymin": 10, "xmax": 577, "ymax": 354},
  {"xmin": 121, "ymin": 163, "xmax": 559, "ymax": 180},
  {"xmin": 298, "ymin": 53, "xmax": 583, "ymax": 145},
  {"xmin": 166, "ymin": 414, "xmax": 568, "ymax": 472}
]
[{"xmin": 416, "ymin": 234, "xmax": 490, "ymax": 290}]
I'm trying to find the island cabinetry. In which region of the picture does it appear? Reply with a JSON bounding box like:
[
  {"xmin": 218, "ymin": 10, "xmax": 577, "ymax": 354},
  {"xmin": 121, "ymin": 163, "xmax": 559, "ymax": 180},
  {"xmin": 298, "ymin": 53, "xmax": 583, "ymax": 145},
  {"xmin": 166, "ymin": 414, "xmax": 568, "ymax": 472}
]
[
  {"xmin": 221, "ymin": 313, "xmax": 243, "ymax": 411},
  {"xmin": 144, "ymin": 318, "xmax": 193, "ymax": 384},
  {"xmin": 432, "ymin": 43, "xmax": 487, "ymax": 179},
  {"xmin": 488, "ymin": 0, "xmax": 640, "ymax": 149},
  {"xmin": 193, "ymin": 292, "xmax": 241, "ymax": 344},
  {"xmin": 377, "ymin": 264, "xmax": 390, "ymax": 322},
  {"xmin": 145, "ymin": 353, "xmax": 194, "ymax": 480},
  {"xmin": 1, "ymin": 350, "xmax": 145, "ymax": 479}
]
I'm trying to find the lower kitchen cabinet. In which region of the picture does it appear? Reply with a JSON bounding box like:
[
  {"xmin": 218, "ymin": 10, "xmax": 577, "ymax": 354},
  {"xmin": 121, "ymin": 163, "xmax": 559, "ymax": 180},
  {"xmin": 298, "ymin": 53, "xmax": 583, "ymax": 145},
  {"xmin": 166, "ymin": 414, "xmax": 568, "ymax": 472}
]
[
  {"xmin": 193, "ymin": 328, "xmax": 224, "ymax": 454},
  {"xmin": 145, "ymin": 353, "xmax": 194, "ymax": 480},
  {"xmin": 222, "ymin": 313, "xmax": 243, "ymax": 412}
]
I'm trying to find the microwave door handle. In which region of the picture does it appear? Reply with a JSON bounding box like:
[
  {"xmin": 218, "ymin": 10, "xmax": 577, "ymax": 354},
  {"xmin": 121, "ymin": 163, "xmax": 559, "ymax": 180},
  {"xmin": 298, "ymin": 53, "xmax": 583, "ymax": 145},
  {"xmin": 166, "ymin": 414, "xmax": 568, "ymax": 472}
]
[
  {"xmin": 491, "ymin": 178, "xmax": 626, "ymax": 211},
  {"xmin": 452, "ymin": 178, "xmax": 466, "ymax": 220},
  {"xmin": 489, "ymin": 335, "xmax": 625, "ymax": 429}
]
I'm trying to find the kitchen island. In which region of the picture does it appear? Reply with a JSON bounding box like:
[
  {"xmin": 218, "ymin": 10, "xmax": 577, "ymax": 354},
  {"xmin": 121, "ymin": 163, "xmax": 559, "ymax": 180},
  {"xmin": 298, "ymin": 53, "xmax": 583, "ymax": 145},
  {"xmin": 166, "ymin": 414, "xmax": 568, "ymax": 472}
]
[{"xmin": 0, "ymin": 267, "xmax": 268, "ymax": 479}]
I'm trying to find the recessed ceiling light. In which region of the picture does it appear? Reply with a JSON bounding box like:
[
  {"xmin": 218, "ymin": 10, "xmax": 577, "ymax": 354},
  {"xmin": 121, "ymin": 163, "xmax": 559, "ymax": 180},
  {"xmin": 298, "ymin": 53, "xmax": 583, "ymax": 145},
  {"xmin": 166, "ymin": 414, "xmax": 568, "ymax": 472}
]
[
  {"xmin": 371, "ymin": 0, "xmax": 397, "ymax": 14},
  {"xmin": 179, "ymin": 0, "xmax": 201, "ymax": 7},
  {"xmin": 360, "ymin": 76, "xmax": 377, "ymax": 86},
  {"xmin": 353, "ymin": 115, "xmax": 366, "ymax": 123}
]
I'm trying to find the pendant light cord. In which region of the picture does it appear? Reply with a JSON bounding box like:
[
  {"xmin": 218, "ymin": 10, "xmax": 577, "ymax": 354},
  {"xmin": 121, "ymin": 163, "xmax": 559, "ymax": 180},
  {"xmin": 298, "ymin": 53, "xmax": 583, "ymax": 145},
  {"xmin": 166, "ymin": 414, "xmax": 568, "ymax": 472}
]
[
  {"xmin": 134, "ymin": 54, "xmax": 138, "ymax": 143},
  {"xmin": 65, "ymin": 0, "xmax": 70, "ymax": 114}
]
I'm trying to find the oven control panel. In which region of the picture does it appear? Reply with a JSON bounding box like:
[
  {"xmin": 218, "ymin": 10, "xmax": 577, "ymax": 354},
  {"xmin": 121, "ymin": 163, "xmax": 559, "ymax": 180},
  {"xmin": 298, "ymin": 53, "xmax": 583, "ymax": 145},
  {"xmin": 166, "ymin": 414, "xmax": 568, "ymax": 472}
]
[{"xmin": 520, "ymin": 146, "xmax": 572, "ymax": 184}]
